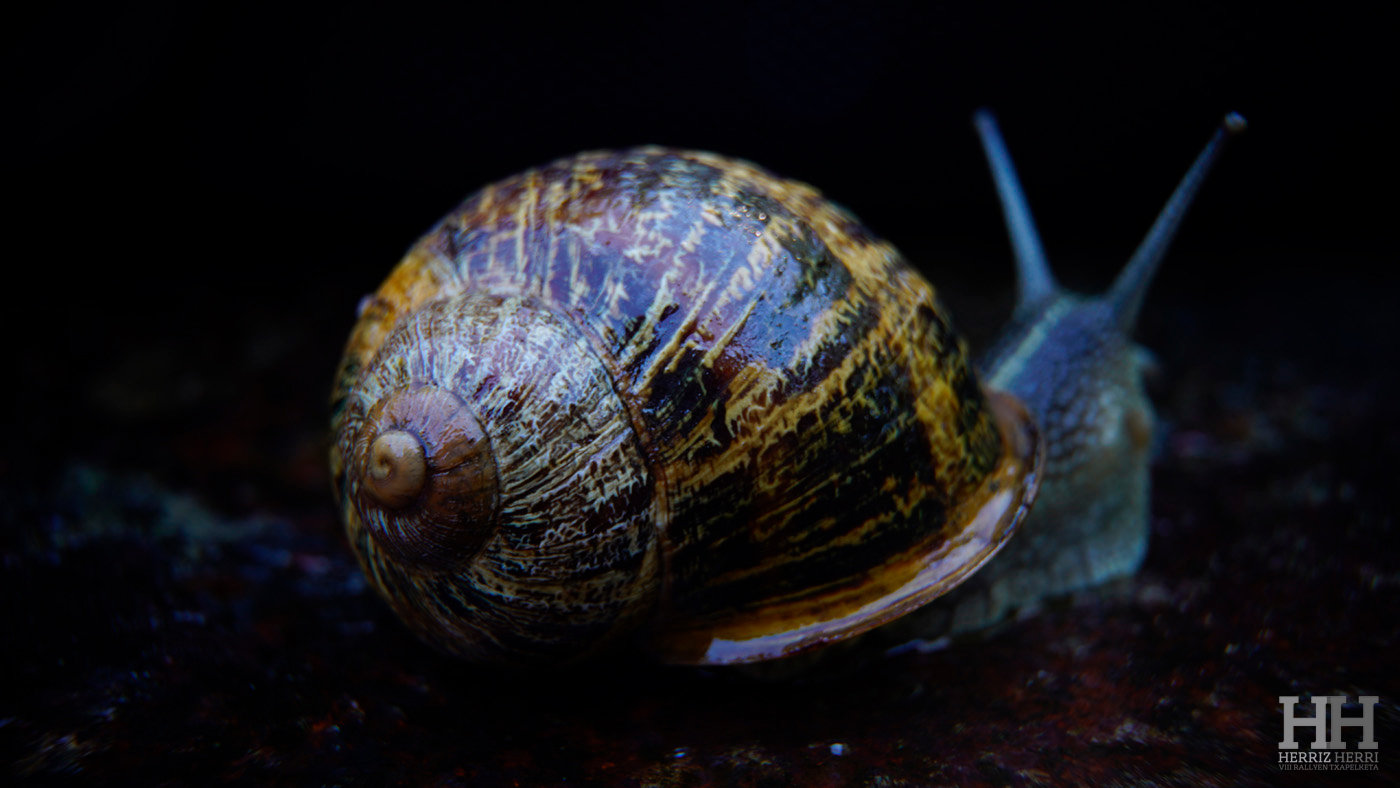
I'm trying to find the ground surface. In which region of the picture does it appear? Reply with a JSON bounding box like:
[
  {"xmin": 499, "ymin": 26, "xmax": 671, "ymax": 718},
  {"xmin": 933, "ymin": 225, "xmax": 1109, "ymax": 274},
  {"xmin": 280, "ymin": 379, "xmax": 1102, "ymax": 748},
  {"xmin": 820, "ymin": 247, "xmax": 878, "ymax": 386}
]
[{"xmin": 4, "ymin": 263, "xmax": 1397, "ymax": 786}]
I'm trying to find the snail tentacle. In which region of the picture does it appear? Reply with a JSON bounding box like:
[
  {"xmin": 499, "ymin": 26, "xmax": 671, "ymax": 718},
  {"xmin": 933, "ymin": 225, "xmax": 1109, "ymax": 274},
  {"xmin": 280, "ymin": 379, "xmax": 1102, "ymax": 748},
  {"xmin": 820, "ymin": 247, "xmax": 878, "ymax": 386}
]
[
  {"xmin": 1109, "ymin": 111, "xmax": 1247, "ymax": 328},
  {"xmin": 973, "ymin": 109, "xmax": 1058, "ymax": 311}
]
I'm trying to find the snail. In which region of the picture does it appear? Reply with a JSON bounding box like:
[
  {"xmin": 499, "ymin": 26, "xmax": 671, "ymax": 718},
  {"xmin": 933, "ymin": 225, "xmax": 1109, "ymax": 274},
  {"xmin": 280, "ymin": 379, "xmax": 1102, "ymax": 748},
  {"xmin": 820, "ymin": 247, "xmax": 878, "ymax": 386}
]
[{"xmin": 329, "ymin": 111, "xmax": 1245, "ymax": 665}]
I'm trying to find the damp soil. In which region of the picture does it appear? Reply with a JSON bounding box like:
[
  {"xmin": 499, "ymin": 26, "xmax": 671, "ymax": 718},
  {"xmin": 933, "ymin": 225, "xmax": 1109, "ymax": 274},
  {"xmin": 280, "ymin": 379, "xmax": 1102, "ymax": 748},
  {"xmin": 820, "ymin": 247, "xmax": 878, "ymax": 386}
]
[{"xmin": 3, "ymin": 261, "xmax": 1396, "ymax": 787}]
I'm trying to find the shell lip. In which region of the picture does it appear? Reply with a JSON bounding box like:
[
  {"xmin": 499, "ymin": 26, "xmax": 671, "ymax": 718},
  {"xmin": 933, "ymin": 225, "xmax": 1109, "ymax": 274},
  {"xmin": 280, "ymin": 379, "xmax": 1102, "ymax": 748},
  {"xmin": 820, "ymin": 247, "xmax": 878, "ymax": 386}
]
[{"xmin": 643, "ymin": 388, "xmax": 1045, "ymax": 665}]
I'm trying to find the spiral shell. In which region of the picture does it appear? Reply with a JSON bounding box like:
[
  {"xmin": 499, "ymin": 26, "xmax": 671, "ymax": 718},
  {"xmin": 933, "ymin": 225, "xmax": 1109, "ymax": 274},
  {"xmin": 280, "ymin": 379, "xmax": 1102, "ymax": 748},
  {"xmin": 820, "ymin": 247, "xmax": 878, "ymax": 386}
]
[{"xmin": 329, "ymin": 149, "xmax": 1041, "ymax": 664}]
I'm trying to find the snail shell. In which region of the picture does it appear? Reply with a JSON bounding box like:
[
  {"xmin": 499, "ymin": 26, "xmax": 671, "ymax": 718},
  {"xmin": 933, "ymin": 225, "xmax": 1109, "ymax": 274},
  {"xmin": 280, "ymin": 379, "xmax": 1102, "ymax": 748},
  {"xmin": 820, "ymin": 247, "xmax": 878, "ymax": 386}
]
[{"xmin": 330, "ymin": 148, "xmax": 1041, "ymax": 664}]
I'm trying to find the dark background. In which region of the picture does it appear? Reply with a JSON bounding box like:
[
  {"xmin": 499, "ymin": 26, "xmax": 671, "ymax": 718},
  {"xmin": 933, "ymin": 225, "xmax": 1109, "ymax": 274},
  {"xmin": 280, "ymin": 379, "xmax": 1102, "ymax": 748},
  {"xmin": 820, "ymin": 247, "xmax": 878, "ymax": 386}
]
[
  {"xmin": 5, "ymin": 2, "xmax": 1398, "ymax": 785},
  {"xmin": 8, "ymin": 2, "xmax": 1396, "ymax": 456},
  {"xmin": 10, "ymin": 2, "xmax": 1395, "ymax": 427}
]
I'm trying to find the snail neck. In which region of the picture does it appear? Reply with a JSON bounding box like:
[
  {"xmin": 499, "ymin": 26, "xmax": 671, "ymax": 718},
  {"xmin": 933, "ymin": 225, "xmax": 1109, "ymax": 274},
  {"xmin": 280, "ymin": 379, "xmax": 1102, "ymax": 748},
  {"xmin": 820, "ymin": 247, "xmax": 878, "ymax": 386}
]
[
  {"xmin": 938, "ymin": 291, "xmax": 1154, "ymax": 639},
  {"xmin": 979, "ymin": 292, "xmax": 1151, "ymax": 489}
]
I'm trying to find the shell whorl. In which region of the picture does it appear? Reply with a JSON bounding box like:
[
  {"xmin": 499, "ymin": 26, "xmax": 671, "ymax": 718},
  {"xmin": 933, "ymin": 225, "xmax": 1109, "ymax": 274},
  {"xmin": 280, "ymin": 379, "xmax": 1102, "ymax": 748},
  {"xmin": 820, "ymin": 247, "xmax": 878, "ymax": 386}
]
[
  {"xmin": 351, "ymin": 385, "xmax": 499, "ymax": 571},
  {"xmin": 336, "ymin": 294, "xmax": 661, "ymax": 662}
]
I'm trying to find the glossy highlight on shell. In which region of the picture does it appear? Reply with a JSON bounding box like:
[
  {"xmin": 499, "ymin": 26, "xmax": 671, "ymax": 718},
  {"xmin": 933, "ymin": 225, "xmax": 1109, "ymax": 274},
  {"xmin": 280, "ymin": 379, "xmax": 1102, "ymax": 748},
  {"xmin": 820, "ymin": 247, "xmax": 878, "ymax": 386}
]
[{"xmin": 329, "ymin": 148, "xmax": 1043, "ymax": 664}]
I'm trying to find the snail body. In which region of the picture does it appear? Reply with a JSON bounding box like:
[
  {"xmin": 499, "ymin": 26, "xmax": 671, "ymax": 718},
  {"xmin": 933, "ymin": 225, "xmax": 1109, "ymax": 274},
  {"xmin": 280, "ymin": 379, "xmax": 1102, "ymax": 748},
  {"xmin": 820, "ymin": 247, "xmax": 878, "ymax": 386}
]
[{"xmin": 330, "ymin": 113, "xmax": 1242, "ymax": 665}]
